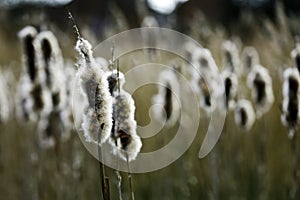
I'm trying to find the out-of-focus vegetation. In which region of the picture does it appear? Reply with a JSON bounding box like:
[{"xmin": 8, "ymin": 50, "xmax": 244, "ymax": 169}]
[{"xmin": 1, "ymin": 0, "xmax": 300, "ymax": 200}]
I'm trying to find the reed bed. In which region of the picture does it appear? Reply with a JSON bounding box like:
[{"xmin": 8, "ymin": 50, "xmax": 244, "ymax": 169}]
[{"xmin": 1, "ymin": 3, "xmax": 300, "ymax": 200}]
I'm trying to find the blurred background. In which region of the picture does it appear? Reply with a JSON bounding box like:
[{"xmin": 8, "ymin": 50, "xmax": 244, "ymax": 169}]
[{"xmin": 1, "ymin": 0, "xmax": 300, "ymax": 199}]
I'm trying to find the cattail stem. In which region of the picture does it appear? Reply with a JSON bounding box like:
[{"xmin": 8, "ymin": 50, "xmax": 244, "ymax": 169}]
[
  {"xmin": 98, "ymin": 128, "xmax": 110, "ymax": 200},
  {"xmin": 126, "ymin": 153, "xmax": 135, "ymax": 200},
  {"xmin": 115, "ymin": 170, "xmax": 123, "ymax": 200},
  {"xmin": 289, "ymin": 128, "xmax": 299, "ymax": 198},
  {"xmin": 210, "ymin": 150, "xmax": 219, "ymax": 200},
  {"xmin": 205, "ymin": 115, "xmax": 219, "ymax": 200},
  {"xmin": 259, "ymin": 120, "xmax": 266, "ymax": 167}
]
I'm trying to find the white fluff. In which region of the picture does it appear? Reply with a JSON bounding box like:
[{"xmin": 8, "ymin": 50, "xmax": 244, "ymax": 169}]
[
  {"xmin": 281, "ymin": 67, "xmax": 300, "ymax": 138},
  {"xmin": 18, "ymin": 26, "xmax": 38, "ymax": 83},
  {"xmin": 104, "ymin": 70, "xmax": 126, "ymax": 96},
  {"xmin": 34, "ymin": 30, "xmax": 67, "ymax": 111},
  {"xmin": 234, "ymin": 99, "xmax": 256, "ymax": 131},
  {"xmin": 75, "ymin": 38, "xmax": 113, "ymax": 145},
  {"xmin": 109, "ymin": 91, "xmax": 142, "ymax": 162},
  {"xmin": 247, "ymin": 65, "xmax": 274, "ymax": 118},
  {"xmin": 241, "ymin": 46, "xmax": 260, "ymax": 75},
  {"xmin": 221, "ymin": 69, "xmax": 238, "ymax": 110},
  {"xmin": 95, "ymin": 57, "xmax": 109, "ymax": 71},
  {"xmin": 152, "ymin": 68, "xmax": 180, "ymax": 127},
  {"xmin": 16, "ymin": 26, "xmax": 53, "ymax": 122},
  {"xmin": 190, "ymin": 48, "xmax": 223, "ymax": 114},
  {"xmin": 222, "ymin": 40, "xmax": 240, "ymax": 75},
  {"xmin": 291, "ymin": 44, "xmax": 300, "ymax": 72}
]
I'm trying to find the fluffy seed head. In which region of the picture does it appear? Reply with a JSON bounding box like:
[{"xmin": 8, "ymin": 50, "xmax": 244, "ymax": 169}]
[
  {"xmin": 105, "ymin": 70, "xmax": 125, "ymax": 96},
  {"xmin": 281, "ymin": 67, "xmax": 300, "ymax": 132},
  {"xmin": 75, "ymin": 38, "xmax": 94, "ymax": 63},
  {"xmin": 152, "ymin": 68, "xmax": 180, "ymax": 127},
  {"xmin": 234, "ymin": 99, "xmax": 256, "ymax": 131},
  {"xmin": 291, "ymin": 44, "xmax": 300, "ymax": 73},
  {"xmin": 18, "ymin": 26, "xmax": 38, "ymax": 82},
  {"xmin": 222, "ymin": 40, "xmax": 240, "ymax": 75},
  {"xmin": 75, "ymin": 37, "xmax": 113, "ymax": 145},
  {"xmin": 221, "ymin": 70, "xmax": 238, "ymax": 110},
  {"xmin": 247, "ymin": 65, "xmax": 274, "ymax": 118},
  {"xmin": 241, "ymin": 46, "xmax": 259, "ymax": 74},
  {"xmin": 110, "ymin": 91, "xmax": 142, "ymax": 162},
  {"xmin": 34, "ymin": 30, "xmax": 67, "ymax": 110}
]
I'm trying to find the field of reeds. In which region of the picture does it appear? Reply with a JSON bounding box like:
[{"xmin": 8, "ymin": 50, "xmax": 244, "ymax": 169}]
[{"xmin": 1, "ymin": 1, "xmax": 300, "ymax": 200}]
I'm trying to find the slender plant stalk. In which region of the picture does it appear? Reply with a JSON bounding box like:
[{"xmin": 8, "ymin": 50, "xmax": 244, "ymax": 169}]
[
  {"xmin": 206, "ymin": 115, "xmax": 218, "ymax": 200},
  {"xmin": 126, "ymin": 153, "xmax": 135, "ymax": 200},
  {"xmin": 98, "ymin": 128, "xmax": 110, "ymax": 200},
  {"xmin": 115, "ymin": 170, "xmax": 123, "ymax": 200},
  {"xmin": 289, "ymin": 128, "xmax": 298, "ymax": 198}
]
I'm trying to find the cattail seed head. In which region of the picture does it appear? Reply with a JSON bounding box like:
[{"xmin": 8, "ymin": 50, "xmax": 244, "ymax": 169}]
[
  {"xmin": 109, "ymin": 91, "xmax": 142, "ymax": 162},
  {"xmin": 222, "ymin": 40, "xmax": 240, "ymax": 75},
  {"xmin": 234, "ymin": 99, "xmax": 256, "ymax": 131},
  {"xmin": 34, "ymin": 31, "xmax": 67, "ymax": 111},
  {"xmin": 75, "ymin": 38, "xmax": 94, "ymax": 64},
  {"xmin": 281, "ymin": 67, "xmax": 300, "ymax": 137},
  {"xmin": 18, "ymin": 26, "xmax": 38, "ymax": 83},
  {"xmin": 16, "ymin": 27, "xmax": 53, "ymax": 122},
  {"xmin": 152, "ymin": 68, "xmax": 180, "ymax": 127},
  {"xmin": 105, "ymin": 70, "xmax": 125, "ymax": 96},
  {"xmin": 291, "ymin": 44, "xmax": 300, "ymax": 73},
  {"xmin": 75, "ymin": 37, "xmax": 113, "ymax": 145},
  {"xmin": 190, "ymin": 48, "xmax": 222, "ymax": 114},
  {"xmin": 241, "ymin": 46, "xmax": 259, "ymax": 75},
  {"xmin": 221, "ymin": 70, "xmax": 238, "ymax": 110},
  {"xmin": 247, "ymin": 65, "xmax": 274, "ymax": 118}
]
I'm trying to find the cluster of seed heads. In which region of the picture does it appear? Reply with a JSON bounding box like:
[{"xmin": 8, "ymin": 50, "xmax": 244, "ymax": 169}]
[
  {"xmin": 16, "ymin": 26, "xmax": 74, "ymax": 149},
  {"xmin": 75, "ymin": 38, "xmax": 142, "ymax": 162},
  {"xmin": 153, "ymin": 41, "xmax": 274, "ymax": 130}
]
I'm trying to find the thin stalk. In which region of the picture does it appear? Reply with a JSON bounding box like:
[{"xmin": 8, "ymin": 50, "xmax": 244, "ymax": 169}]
[
  {"xmin": 289, "ymin": 128, "xmax": 298, "ymax": 199},
  {"xmin": 98, "ymin": 128, "xmax": 110, "ymax": 200},
  {"xmin": 206, "ymin": 115, "xmax": 219, "ymax": 200},
  {"xmin": 126, "ymin": 152, "xmax": 135, "ymax": 200},
  {"xmin": 115, "ymin": 170, "xmax": 123, "ymax": 200}
]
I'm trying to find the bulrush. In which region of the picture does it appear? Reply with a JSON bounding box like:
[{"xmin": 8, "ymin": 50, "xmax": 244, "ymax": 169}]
[
  {"xmin": 222, "ymin": 40, "xmax": 240, "ymax": 75},
  {"xmin": 190, "ymin": 48, "xmax": 221, "ymax": 114},
  {"xmin": 234, "ymin": 99, "xmax": 256, "ymax": 131},
  {"xmin": 221, "ymin": 41, "xmax": 239, "ymax": 110},
  {"xmin": 16, "ymin": 26, "xmax": 52, "ymax": 122},
  {"xmin": 247, "ymin": 64, "xmax": 274, "ymax": 118},
  {"xmin": 152, "ymin": 68, "xmax": 180, "ymax": 127},
  {"xmin": 281, "ymin": 67, "xmax": 300, "ymax": 139},
  {"xmin": 110, "ymin": 90, "xmax": 142, "ymax": 162},
  {"xmin": 105, "ymin": 69, "xmax": 142, "ymax": 161},
  {"xmin": 221, "ymin": 70, "xmax": 238, "ymax": 110},
  {"xmin": 105, "ymin": 69, "xmax": 125, "ymax": 96},
  {"xmin": 34, "ymin": 30, "xmax": 67, "ymax": 111},
  {"xmin": 291, "ymin": 44, "xmax": 300, "ymax": 73},
  {"xmin": 241, "ymin": 46, "xmax": 260, "ymax": 75},
  {"xmin": 75, "ymin": 38, "xmax": 113, "ymax": 146}
]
